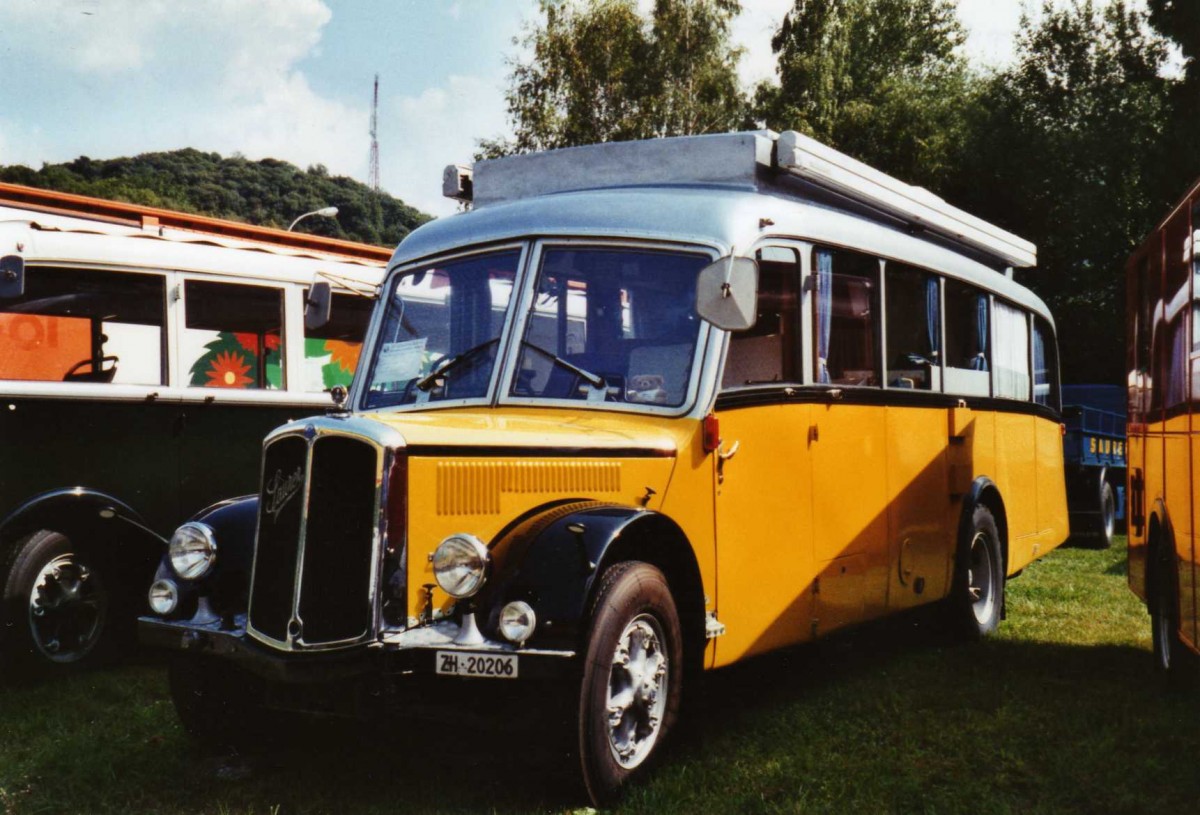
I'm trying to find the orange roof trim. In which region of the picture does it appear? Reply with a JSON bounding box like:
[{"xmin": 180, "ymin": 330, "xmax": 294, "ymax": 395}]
[{"xmin": 0, "ymin": 182, "xmax": 394, "ymax": 264}]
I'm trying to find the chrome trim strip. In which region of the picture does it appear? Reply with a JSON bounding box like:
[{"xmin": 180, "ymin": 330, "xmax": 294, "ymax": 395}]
[{"xmin": 246, "ymin": 415, "xmax": 406, "ymax": 653}]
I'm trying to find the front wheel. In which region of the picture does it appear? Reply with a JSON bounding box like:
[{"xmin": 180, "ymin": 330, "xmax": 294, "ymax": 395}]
[
  {"xmin": 169, "ymin": 656, "xmax": 273, "ymax": 750},
  {"xmin": 1097, "ymin": 480, "xmax": 1116, "ymax": 549},
  {"xmin": 947, "ymin": 504, "xmax": 1004, "ymax": 639},
  {"xmin": 1, "ymin": 530, "xmax": 114, "ymax": 672},
  {"xmin": 578, "ymin": 561, "xmax": 683, "ymax": 806}
]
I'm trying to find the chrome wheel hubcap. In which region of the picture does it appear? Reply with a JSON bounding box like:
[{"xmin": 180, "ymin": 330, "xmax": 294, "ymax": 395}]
[
  {"xmin": 28, "ymin": 553, "xmax": 105, "ymax": 663},
  {"xmin": 605, "ymin": 614, "xmax": 669, "ymax": 769},
  {"xmin": 967, "ymin": 532, "xmax": 995, "ymax": 625}
]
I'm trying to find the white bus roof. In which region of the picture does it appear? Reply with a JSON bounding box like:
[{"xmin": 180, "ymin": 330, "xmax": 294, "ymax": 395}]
[{"xmin": 443, "ymin": 130, "xmax": 1036, "ymax": 271}]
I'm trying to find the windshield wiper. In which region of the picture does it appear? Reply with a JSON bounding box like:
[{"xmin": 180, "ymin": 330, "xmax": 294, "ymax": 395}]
[
  {"xmin": 520, "ymin": 340, "xmax": 605, "ymax": 390},
  {"xmin": 415, "ymin": 337, "xmax": 499, "ymax": 392}
]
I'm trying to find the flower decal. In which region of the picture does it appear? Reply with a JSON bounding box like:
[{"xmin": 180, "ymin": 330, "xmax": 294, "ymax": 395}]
[{"xmin": 205, "ymin": 350, "xmax": 253, "ymax": 388}]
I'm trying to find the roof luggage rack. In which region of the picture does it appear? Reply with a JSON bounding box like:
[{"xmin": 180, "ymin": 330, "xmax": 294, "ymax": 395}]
[{"xmin": 444, "ymin": 130, "xmax": 1036, "ymax": 270}]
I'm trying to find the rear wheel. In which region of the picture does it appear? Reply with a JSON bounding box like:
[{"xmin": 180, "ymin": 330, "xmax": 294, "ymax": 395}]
[
  {"xmin": 578, "ymin": 561, "xmax": 682, "ymax": 806},
  {"xmin": 2, "ymin": 530, "xmax": 116, "ymax": 673},
  {"xmin": 947, "ymin": 504, "xmax": 1004, "ymax": 639},
  {"xmin": 1150, "ymin": 543, "xmax": 1197, "ymax": 685}
]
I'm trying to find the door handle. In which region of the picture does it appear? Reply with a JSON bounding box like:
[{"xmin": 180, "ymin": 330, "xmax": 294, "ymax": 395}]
[{"xmin": 716, "ymin": 440, "xmax": 739, "ymax": 485}]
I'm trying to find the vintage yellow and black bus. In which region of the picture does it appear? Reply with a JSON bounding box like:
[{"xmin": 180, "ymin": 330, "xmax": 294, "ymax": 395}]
[
  {"xmin": 1126, "ymin": 176, "xmax": 1200, "ymax": 675},
  {"xmin": 141, "ymin": 131, "xmax": 1069, "ymax": 804},
  {"xmin": 0, "ymin": 184, "xmax": 388, "ymax": 672}
]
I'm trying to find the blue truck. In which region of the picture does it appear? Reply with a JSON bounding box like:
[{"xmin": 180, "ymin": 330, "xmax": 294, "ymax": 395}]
[{"xmin": 1061, "ymin": 384, "xmax": 1126, "ymax": 548}]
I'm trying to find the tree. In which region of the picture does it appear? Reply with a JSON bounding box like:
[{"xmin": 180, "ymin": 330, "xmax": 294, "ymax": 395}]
[
  {"xmin": 754, "ymin": 0, "xmax": 976, "ymax": 190},
  {"xmin": 480, "ymin": 0, "xmax": 747, "ymax": 156},
  {"xmin": 960, "ymin": 0, "xmax": 1172, "ymax": 384}
]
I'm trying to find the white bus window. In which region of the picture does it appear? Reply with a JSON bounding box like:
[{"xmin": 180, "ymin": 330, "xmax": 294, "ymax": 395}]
[
  {"xmin": 885, "ymin": 264, "xmax": 940, "ymax": 390},
  {"xmin": 722, "ymin": 247, "xmax": 800, "ymax": 388},
  {"xmin": 304, "ymin": 291, "xmax": 374, "ymax": 392},
  {"xmin": 184, "ymin": 281, "xmax": 283, "ymax": 390},
  {"xmin": 944, "ymin": 279, "xmax": 990, "ymax": 397},
  {"xmin": 0, "ymin": 267, "xmax": 164, "ymax": 385},
  {"xmin": 1033, "ymin": 316, "xmax": 1059, "ymax": 410},
  {"xmin": 993, "ymin": 301, "xmax": 1030, "ymax": 400},
  {"xmin": 814, "ymin": 248, "xmax": 879, "ymax": 387}
]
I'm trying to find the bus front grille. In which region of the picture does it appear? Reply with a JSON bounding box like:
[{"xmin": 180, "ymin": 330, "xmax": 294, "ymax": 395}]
[{"xmin": 248, "ymin": 431, "xmax": 381, "ymax": 649}]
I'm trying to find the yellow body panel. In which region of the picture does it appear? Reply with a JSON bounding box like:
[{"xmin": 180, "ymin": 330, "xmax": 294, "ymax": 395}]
[
  {"xmin": 711, "ymin": 404, "xmax": 815, "ymax": 664},
  {"xmin": 362, "ymin": 397, "xmax": 1067, "ymax": 665},
  {"xmin": 885, "ymin": 405, "xmax": 953, "ymax": 611}
]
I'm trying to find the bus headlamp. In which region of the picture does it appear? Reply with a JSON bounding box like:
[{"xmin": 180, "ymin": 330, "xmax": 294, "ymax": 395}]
[
  {"xmin": 169, "ymin": 522, "xmax": 217, "ymax": 580},
  {"xmin": 148, "ymin": 579, "xmax": 179, "ymax": 615},
  {"xmin": 499, "ymin": 601, "xmax": 537, "ymax": 645},
  {"xmin": 431, "ymin": 534, "xmax": 490, "ymax": 599}
]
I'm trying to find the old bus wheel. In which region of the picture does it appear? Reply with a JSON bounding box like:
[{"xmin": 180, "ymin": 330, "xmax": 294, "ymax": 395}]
[
  {"xmin": 2, "ymin": 531, "xmax": 111, "ymax": 671},
  {"xmin": 578, "ymin": 561, "xmax": 682, "ymax": 806},
  {"xmin": 1098, "ymin": 481, "xmax": 1116, "ymax": 550},
  {"xmin": 949, "ymin": 505, "xmax": 1003, "ymax": 639},
  {"xmin": 1150, "ymin": 545, "xmax": 1197, "ymax": 684}
]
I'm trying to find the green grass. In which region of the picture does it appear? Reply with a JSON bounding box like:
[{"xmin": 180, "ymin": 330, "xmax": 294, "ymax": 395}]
[{"xmin": 2, "ymin": 538, "xmax": 1197, "ymax": 814}]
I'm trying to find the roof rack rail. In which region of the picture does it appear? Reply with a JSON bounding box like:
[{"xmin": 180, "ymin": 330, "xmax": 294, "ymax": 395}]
[{"xmin": 0, "ymin": 182, "xmax": 393, "ymax": 263}]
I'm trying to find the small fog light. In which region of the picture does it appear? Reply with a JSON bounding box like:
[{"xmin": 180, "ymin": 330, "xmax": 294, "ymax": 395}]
[
  {"xmin": 148, "ymin": 579, "xmax": 179, "ymax": 615},
  {"xmin": 499, "ymin": 600, "xmax": 536, "ymax": 645}
]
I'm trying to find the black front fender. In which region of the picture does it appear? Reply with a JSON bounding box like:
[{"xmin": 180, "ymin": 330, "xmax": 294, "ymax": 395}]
[
  {"xmin": 152, "ymin": 495, "xmax": 259, "ymax": 621},
  {"xmin": 476, "ymin": 502, "xmax": 700, "ymax": 653}
]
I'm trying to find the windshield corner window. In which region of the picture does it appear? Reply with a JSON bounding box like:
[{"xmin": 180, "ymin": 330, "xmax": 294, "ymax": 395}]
[
  {"xmin": 510, "ymin": 247, "xmax": 707, "ymax": 408},
  {"xmin": 363, "ymin": 249, "xmax": 520, "ymax": 409}
]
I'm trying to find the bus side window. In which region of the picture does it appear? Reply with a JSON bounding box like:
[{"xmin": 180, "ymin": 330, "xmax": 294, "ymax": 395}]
[
  {"xmin": 1033, "ymin": 316, "xmax": 1060, "ymax": 410},
  {"xmin": 183, "ymin": 281, "xmax": 284, "ymax": 390},
  {"xmin": 304, "ymin": 291, "xmax": 374, "ymax": 392},
  {"xmin": 993, "ymin": 300, "xmax": 1030, "ymax": 400},
  {"xmin": 885, "ymin": 263, "xmax": 940, "ymax": 390},
  {"xmin": 944, "ymin": 279, "xmax": 990, "ymax": 397},
  {"xmin": 0, "ymin": 266, "xmax": 165, "ymax": 385},
  {"xmin": 813, "ymin": 247, "xmax": 880, "ymax": 387},
  {"xmin": 721, "ymin": 246, "xmax": 800, "ymax": 389}
]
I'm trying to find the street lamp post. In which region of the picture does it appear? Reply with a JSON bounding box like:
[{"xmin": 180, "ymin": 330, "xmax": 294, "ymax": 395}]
[{"xmin": 288, "ymin": 206, "xmax": 339, "ymax": 231}]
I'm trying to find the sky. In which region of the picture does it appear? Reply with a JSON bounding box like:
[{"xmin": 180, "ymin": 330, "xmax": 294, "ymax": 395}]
[{"xmin": 0, "ymin": 1, "xmax": 1131, "ymax": 219}]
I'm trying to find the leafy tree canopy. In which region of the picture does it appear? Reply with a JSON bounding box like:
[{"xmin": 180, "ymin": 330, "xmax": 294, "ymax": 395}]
[
  {"xmin": 0, "ymin": 149, "xmax": 429, "ymax": 248},
  {"xmin": 754, "ymin": 0, "xmax": 974, "ymax": 190},
  {"xmin": 479, "ymin": 0, "xmax": 748, "ymax": 156},
  {"xmin": 959, "ymin": 0, "xmax": 1172, "ymax": 384}
]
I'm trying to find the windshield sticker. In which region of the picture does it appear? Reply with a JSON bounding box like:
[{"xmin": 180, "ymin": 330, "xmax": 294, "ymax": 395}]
[{"xmin": 372, "ymin": 338, "xmax": 427, "ymax": 386}]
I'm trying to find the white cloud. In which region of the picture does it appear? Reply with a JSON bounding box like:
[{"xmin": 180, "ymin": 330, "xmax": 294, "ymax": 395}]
[
  {"xmin": 384, "ymin": 74, "xmax": 510, "ymax": 216},
  {"xmin": 730, "ymin": 0, "xmax": 792, "ymax": 89}
]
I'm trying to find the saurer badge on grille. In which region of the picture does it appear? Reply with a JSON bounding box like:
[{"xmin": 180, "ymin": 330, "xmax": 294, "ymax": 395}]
[{"xmin": 264, "ymin": 467, "xmax": 304, "ymax": 522}]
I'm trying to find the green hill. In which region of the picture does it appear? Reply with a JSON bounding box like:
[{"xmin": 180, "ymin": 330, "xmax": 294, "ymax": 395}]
[{"xmin": 0, "ymin": 149, "xmax": 430, "ymax": 248}]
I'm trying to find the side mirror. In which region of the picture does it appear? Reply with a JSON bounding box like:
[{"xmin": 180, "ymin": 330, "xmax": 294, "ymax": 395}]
[
  {"xmin": 695, "ymin": 256, "xmax": 757, "ymax": 331},
  {"xmin": 305, "ymin": 280, "xmax": 332, "ymax": 330},
  {"xmin": 0, "ymin": 255, "xmax": 24, "ymax": 299}
]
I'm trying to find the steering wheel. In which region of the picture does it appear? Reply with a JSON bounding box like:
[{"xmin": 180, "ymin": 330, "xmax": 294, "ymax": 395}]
[{"xmin": 63, "ymin": 355, "xmax": 119, "ymax": 382}]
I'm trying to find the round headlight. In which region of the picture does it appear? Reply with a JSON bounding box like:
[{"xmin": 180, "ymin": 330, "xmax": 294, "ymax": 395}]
[
  {"xmin": 148, "ymin": 579, "xmax": 179, "ymax": 615},
  {"xmin": 431, "ymin": 534, "xmax": 489, "ymax": 599},
  {"xmin": 169, "ymin": 522, "xmax": 217, "ymax": 580},
  {"xmin": 499, "ymin": 600, "xmax": 537, "ymax": 645}
]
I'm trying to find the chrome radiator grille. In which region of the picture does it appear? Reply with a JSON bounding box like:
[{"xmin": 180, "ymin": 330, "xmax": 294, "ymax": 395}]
[{"xmin": 248, "ymin": 431, "xmax": 382, "ymax": 649}]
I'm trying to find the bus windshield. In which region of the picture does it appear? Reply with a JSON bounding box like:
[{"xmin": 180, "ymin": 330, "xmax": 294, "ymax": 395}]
[
  {"xmin": 510, "ymin": 247, "xmax": 707, "ymax": 407},
  {"xmin": 362, "ymin": 249, "xmax": 520, "ymax": 409}
]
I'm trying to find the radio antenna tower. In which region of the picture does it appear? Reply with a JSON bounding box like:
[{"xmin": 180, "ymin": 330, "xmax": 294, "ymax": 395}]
[{"xmin": 368, "ymin": 73, "xmax": 381, "ymax": 192}]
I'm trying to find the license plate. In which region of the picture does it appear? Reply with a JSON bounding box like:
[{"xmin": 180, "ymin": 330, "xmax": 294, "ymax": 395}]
[{"xmin": 435, "ymin": 651, "xmax": 518, "ymax": 678}]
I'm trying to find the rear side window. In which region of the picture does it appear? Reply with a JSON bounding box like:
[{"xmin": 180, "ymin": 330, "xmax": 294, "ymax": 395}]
[
  {"xmin": 183, "ymin": 281, "xmax": 284, "ymax": 390},
  {"xmin": 0, "ymin": 266, "xmax": 165, "ymax": 385}
]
